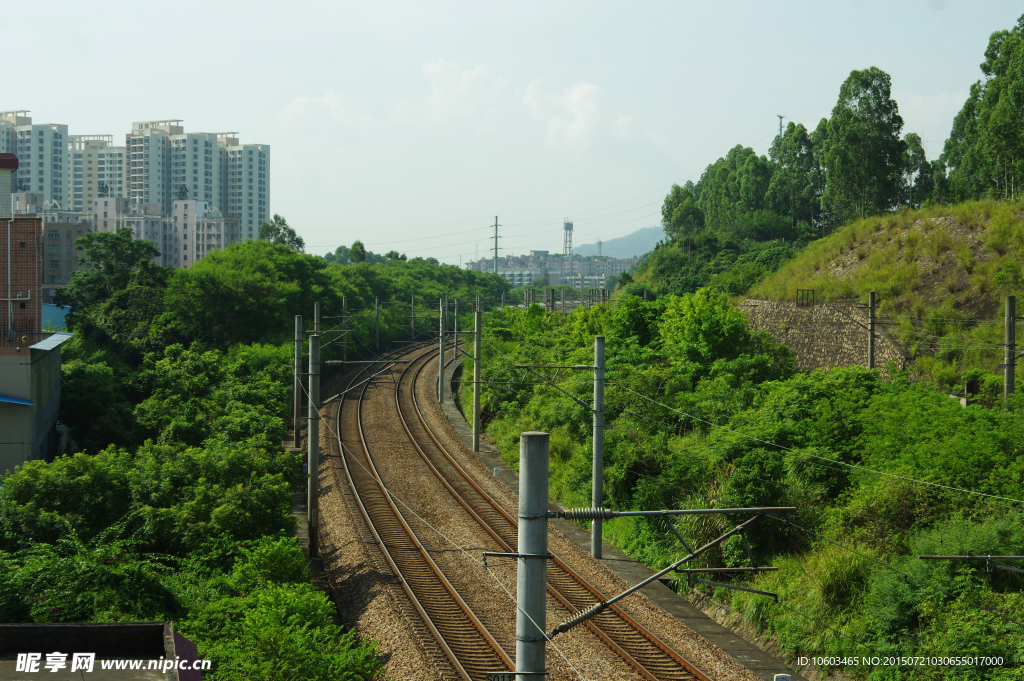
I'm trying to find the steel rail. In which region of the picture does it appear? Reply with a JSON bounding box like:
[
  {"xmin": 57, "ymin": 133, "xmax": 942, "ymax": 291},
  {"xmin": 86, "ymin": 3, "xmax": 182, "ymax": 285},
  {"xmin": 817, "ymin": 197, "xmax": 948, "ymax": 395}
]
[
  {"xmin": 333, "ymin": 346, "xmax": 514, "ymax": 681},
  {"xmin": 399, "ymin": 347, "xmax": 711, "ymax": 681}
]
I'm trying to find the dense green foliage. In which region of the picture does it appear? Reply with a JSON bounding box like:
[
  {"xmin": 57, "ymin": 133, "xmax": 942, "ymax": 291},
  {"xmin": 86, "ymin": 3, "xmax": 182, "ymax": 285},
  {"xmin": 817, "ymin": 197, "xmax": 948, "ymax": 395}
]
[
  {"xmin": 638, "ymin": 16, "xmax": 1024, "ymax": 297},
  {"xmin": 3, "ymin": 228, "xmax": 510, "ymax": 678},
  {"xmin": 748, "ymin": 198, "xmax": 1024, "ymax": 393},
  {"xmin": 466, "ymin": 292, "xmax": 1024, "ymax": 679},
  {"xmin": 944, "ymin": 15, "xmax": 1024, "ymax": 202},
  {"xmin": 258, "ymin": 214, "xmax": 306, "ymax": 252}
]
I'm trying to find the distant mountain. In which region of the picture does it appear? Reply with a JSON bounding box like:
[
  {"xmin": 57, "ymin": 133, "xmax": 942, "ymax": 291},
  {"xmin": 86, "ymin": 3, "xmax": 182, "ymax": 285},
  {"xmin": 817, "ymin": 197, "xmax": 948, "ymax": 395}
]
[{"xmin": 574, "ymin": 226, "xmax": 664, "ymax": 258}]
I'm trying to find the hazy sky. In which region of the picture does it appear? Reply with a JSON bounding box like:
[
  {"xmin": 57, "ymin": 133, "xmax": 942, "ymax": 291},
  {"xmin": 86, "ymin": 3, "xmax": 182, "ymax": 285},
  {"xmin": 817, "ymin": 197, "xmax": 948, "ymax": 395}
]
[{"xmin": 8, "ymin": 1, "xmax": 1022, "ymax": 263}]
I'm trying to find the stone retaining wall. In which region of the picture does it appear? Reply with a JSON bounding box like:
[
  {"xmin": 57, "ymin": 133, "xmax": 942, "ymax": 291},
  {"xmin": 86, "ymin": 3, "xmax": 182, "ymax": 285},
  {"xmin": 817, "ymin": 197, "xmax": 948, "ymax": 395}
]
[{"xmin": 740, "ymin": 299, "xmax": 909, "ymax": 372}]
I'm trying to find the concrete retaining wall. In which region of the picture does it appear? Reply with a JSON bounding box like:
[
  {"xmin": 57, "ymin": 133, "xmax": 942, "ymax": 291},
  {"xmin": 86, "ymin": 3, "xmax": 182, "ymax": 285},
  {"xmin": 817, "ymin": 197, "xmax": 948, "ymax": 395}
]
[{"xmin": 739, "ymin": 299, "xmax": 909, "ymax": 372}]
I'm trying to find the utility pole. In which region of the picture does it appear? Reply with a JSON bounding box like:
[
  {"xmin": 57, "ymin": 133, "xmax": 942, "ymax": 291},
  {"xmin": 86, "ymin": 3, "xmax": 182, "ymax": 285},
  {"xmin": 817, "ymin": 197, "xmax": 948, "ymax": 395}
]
[
  {"xmin": 375, "ymin": 296, "xmax": 380, "ymax": 352},
  {"xmin": 561, "ymin": 288, "xmax": 565, "ymax": 318},
  {"xmin": 438, "ymin": 298, "xmax": 445, "ymax": 403},
  {"xmin": 1006, "ymin": 295, "xmax": 1016, "ymax": 404},
  {"xmin": 473, "ymin": 295, "xmax": 482, "ymax": 451},
  {"xmin": 293, "ymin": 315, "xmax": 302, "ymax": 449},
  {"xmin": 517, "ymin": 432, "xmax": 549, "ymax": 679},
  {"xmin": 501, "ymin": 291, "xmax": 505, "ymax": 309},
  {"xmin": 868, "ymin": 291, "xmax": 876, "ymax": 370},
  {"xmin": 492, "ymin": 216, "xmax": 499, "ymax": 275},
  {"xmin": 592, "ymin": 336, "xmax": 605, "ymax": 558},
  {"xmin": 307, "ymin": 333, "xmax": 320, "ymax": 558}
]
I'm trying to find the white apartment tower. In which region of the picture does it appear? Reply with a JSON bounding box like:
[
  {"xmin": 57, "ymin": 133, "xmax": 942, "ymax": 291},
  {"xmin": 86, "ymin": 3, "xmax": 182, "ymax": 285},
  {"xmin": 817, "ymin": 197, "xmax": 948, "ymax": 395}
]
[
  {"xmin": 221, "ymin": 139, "xmax": 270, "ymax": 239},
  {"xmin": 127, "ymin": 120, "xmax": 180, "ymax": 214},
  {"xmin": 127, "ymin": 120, "xmax": 268, "ymax": 236},
  {"xmin": 0, "ymin": 111, "xmax": 71, "ymax": 210},
  {"xmin": 71, "ymin": 135, "xmax": 126, "ymax": 212},
  {"xmin": 169, "ymin": 131, "xmax": 220, "ymax": 207}
]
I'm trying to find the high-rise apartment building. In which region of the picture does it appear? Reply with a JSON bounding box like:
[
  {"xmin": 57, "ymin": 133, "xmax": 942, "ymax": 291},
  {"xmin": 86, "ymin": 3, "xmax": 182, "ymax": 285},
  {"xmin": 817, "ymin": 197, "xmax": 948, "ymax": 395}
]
[
  {"xmin": 220, "ymin": 139, "xmax": 270, "ymax": 239},
  {"xmin": 126, "ymin": 120, "xmax": 178, "ymax": 214},
  {"xmin": 169, "ymin": 131, "xmax": 220, "ymax": 207},
  {"xmin": 126, "ymin": 121, "xmax": 269, "ymax": 236},
  {"xmin": 0, "ymin": 111, "xmax": 71, "ymax": 211},
  {"xmin": 71, "ymin": 135, "xmax": 126, "ymax": 212}
]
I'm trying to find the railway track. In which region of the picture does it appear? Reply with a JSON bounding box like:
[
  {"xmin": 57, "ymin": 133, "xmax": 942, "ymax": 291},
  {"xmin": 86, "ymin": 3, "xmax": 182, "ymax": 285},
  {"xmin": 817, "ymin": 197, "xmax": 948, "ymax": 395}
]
[
  {"xmin": 332, "ymin": 345, "xmax": 711, "ymax": 681},
  {"xmin": 398, "ymin": 348, "xmax": 710, "ymax": 681},
  {"xmin": 334, "ymin": 347, "xmax": 514, "ymax": 681}
]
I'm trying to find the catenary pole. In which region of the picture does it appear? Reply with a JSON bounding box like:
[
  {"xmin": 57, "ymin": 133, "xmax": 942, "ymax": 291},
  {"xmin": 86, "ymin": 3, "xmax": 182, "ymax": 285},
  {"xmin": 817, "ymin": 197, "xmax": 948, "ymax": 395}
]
[
  {"xmin": 375, "ymin": 296, "xmax": 380, "ymax": 352},
  {"xmin": 438, "ymin": 298, "xmax": 445, "ymax": 403},
  {"xmin": 410, "ymin": 294, "xmax": 415, "ymax": 339},
  {"xmin": 293, "ymin": 315, "xmax": 302, "ymax": 449},
  {"xmin": 454, "ymin": 298, "xmax": 459, "ymax": 358},
  {"xmin": 307, "ymin": 333, "xmax": 320, "ymax": 558},
  {"xmin": 517, "ymin": 432, "xmax": 549, "ymax": 678},
  {"xmin": 1006, "ymin": 295, "xmax": 1016, "ymax": 403},
  {"xmin": 314, "ymin": 301, "xmax": 320, "ymax": 334},
  {"xmin": 342, "ymin": 297, "xmax": 347, "ymax": 363},
  {"xmin": 868, "ymin": 291, "xmax": 875, "ymax": 370},
  {"xmin": 473, "ymin": 294, "xmax": 482, "ymax": 451},
  {"xmin": 592, "ymin": 335, "xmax": 605, "ymax": 558}
]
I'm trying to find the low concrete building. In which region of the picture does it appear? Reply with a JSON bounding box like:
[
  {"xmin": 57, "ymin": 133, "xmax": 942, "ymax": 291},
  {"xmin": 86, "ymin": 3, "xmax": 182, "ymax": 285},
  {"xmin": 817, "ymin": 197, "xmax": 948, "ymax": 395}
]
[{"xmin": 0, "ymin": 332, "xmax": 73, "ymax": 474}]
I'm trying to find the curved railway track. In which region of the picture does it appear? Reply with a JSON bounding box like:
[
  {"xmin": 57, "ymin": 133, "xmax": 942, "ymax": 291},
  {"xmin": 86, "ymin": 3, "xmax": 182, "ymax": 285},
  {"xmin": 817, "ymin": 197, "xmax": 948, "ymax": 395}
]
[
  {"xmin": 332, "ymin": 344, "xmax": 711, "ymax": 681},
  {"xmin": 334, "ymin": 346, "xmax": 513, "ymax": 681}
]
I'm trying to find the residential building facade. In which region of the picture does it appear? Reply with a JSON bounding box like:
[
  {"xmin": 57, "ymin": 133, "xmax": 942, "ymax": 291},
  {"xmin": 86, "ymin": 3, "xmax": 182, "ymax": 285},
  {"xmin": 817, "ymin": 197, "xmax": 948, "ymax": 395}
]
[
  {"xmin": 0, "ymin": 111, "xmax": 71, "ymax": 210},
  {"xmin": 468, "ymin": 253, "xmax": 636, "ymax": 287},
  {"xmin": 40, "ymin": 212, "xmax": 91, "ymax": 302},
  {"xmin": 71, "ymin": 134, "xmax": 126, "ymax": 212},
  {"xmin": 171, "ymin": 200, "xmax": 241, "ymax": 268},
  {"xmin": 93, "ymin": 198, "xmax": 171, "ymax": 266},
  {"xmin": 221, "ymin": 140, "xmax": 270, "ymax": 239}
]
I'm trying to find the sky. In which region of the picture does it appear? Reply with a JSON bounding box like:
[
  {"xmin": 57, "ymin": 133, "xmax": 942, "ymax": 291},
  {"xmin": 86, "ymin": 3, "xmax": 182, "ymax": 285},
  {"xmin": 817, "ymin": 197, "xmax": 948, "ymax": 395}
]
[{"xmin": 7, "ymin": 0, "xmax": 1023, "ymax": 263}]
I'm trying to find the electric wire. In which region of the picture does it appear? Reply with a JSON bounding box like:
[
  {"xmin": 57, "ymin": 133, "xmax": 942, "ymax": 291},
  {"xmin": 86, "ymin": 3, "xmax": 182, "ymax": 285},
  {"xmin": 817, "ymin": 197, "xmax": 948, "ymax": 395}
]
[
  {"xmin": 612, "ymin": 384, "xmax": 1024, "ymax": 509},
  {"xmin": 310, "ymin": 357, "xmax": 591, "ymax": 680}
]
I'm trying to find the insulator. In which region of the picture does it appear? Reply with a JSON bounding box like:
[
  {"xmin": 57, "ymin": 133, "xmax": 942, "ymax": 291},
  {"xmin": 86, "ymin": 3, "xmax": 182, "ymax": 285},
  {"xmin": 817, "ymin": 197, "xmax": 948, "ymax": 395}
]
[
  {"xmin": 550, "ymin": 602, "xmax": 607, "ymax": 638},
  {"xmin": 564, "ymin": 508, "xmax": 614, "ymax": 520}
]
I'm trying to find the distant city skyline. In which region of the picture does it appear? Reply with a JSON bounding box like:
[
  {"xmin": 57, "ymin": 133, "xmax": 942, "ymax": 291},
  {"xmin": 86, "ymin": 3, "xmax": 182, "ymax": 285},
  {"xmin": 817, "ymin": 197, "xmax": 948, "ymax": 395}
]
[{"xmin": 10, "ymin": 1, "xmax": 1023, "ymax": 263}]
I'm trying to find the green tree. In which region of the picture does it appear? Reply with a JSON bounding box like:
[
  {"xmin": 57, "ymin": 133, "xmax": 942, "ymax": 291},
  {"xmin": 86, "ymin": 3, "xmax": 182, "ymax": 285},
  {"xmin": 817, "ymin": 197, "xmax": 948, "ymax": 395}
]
[
  {"xmin": 55, "ymin": 227, "xmax": 164, "ymax": 318},
  {"xmin": 384, "ymin": 250, "xmax": 406, "ymax": 261},
  {"xmin": 662, "ymin": 183, "xmax": 704, "ymax": 244},
  {"xmin": 902, "ymin": 132, "xmax": 933, "ymax": 208},
  {"xmin": 323, "ymin": 245, "xmax": 350, "ymax": 265},
  {"xmin": 350, "ymin": 240, "xmax": 367, "ymax": 263},
  {"xmin": 822, "ymin": 67, "xmax": 906, "ymax": 222},
  {"xmin": 944, "ymin": 16, "xmax": 1024, "ymax": 201},
  {"xmin": 258, "ymin": 215, "xmax": 305, "ymax": 253},
  {"xmin": 767, "ymin": 122, "xmax": 821, "ymax": 231},
  {"xmin": 164, "ymin": 240, "xmax": 343, "ymax": 348}
]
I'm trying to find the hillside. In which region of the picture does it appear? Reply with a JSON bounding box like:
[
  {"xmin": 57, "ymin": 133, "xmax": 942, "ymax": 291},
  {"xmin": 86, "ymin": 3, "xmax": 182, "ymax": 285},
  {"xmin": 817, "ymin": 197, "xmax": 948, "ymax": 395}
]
[
  {"xmin": 574, "ymin": 225, "xmax": 663, "ymax": 258},
  {"xmin": 747, "ymin": 199, "xmax": 1024, "ymax": 392}
]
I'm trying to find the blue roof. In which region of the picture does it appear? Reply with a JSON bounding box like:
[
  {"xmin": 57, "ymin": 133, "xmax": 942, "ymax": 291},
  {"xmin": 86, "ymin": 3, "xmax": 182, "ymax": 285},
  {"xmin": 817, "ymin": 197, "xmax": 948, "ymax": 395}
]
[{"xmin": 0, "ymin": 394, "xmax": 32, "ymax": 406}]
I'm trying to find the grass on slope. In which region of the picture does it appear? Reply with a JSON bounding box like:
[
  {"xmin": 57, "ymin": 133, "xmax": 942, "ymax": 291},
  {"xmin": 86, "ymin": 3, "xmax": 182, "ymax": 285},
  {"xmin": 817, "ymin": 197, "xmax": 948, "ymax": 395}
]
[{"xmin": 747, "ymin": 199, "xmax": 1024, "ymax": 395}]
